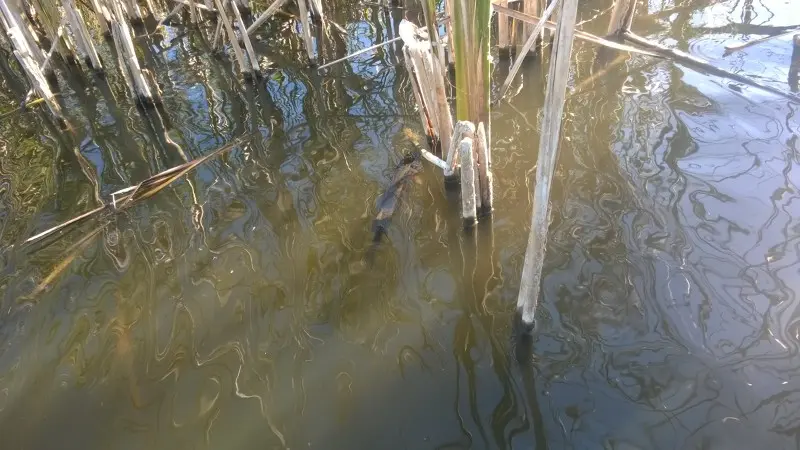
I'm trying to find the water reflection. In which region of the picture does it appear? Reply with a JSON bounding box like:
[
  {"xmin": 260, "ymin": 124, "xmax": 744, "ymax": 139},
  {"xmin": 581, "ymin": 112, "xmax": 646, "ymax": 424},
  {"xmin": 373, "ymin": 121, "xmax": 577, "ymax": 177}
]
[{"xmin": 2, "ymin": 0, "xmax": 800, "ymax": 448}]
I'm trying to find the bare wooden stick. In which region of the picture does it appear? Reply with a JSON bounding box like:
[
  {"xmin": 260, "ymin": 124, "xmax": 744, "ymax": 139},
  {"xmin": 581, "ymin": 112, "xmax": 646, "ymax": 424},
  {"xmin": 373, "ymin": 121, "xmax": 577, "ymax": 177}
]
[
  {"xmin": 516, "ymin": 0, "xmax": 579, "ymax": 332},
  {"xmin": 230, "ymin": 0, "xmax": 259, "ymax": 73},
  {"xmin": 459, "ymin": 137, "xmax": 477, "ymax": 225},
  {"xmin": 403, "ymin": 47, "xmax": 434, "ymax": 139},
  {"xmin": 498, "ymin": 0, "xmax": 561, "ymax": 102},
  {"xmin": 624, "ymin": 31, "xmax": 800, "ymax": 103},
  {"xmin": 245, "ymin": 0, "xmax": 287, "ymax": 36}
]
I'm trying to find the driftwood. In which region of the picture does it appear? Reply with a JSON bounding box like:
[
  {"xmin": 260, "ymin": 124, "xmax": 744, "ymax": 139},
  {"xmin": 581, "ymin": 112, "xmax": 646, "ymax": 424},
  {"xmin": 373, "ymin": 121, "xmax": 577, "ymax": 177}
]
[
  {"xmin": 24, "ymin": 135, "xmax": 254, "ymax": 247},
  {"xmin": 516, "ymin": 0, "xmax": 579, "ymax": 333}
]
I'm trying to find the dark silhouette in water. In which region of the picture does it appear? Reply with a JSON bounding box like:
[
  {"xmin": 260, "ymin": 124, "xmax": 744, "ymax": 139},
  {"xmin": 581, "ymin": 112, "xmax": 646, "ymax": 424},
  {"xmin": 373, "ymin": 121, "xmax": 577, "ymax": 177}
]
[{"xmin": 364, "ymin": 150, "xmax": 423, "ymax": 267}]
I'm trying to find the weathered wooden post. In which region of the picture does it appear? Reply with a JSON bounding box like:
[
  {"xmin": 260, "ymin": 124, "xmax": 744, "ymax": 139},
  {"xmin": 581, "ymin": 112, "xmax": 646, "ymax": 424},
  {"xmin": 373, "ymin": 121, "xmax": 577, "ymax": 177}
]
[
  {"xmin": 516, "ymin": 0, "xmax": 579, "ymax": 333},
  {"xmin": 519, "ymin": 0, "xmax": 542, "ymax": 56}
]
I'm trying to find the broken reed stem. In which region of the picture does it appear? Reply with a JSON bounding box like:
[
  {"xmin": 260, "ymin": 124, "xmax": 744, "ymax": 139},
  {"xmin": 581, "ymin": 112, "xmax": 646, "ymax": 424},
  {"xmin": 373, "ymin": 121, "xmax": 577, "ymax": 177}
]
[
  {"xmin": 214, "ymin": 0, "xmax": 250, "ymax": 76},
  {"xmin": 296, "ymin": 0, "xmax": 315, "ymax": 64},
  {"xmin": 498, "ymin": 0, "xmax": 561, "ymax": 101},
  {"xmin": 230, "ymin": 0, "xmax": 259, "ymax": 73},
  {"xmin": 0, "ymin": 0, "xmax": 65, "ymax": 124},
  {"xmin": 516, "ymin": 0, "xmax": 580, "ymax": 332},
  {"xmin": 459, "ymin": 137, "xmax": 476, "ymax": 225},
  {"xmin": 475, "ymin": 122, "xmax": 492, "ymax": 214},
  {"xmin": 246, "ymin": 0, "xmax": 288, "ymax": 36},
  {"xmin": 497, "ymin": 0, "xmax": 509, "ymax": 54},
  {"xmin": 63, "ymin": 0, "xmax": 104, "ymax": 72},
  {"xmin": 444, "ymin": 121, "xmax": 474, "ymax": 178},
  {"xmin": 110, "ymin": 0, "xmax": 155, "ymax": 105}
]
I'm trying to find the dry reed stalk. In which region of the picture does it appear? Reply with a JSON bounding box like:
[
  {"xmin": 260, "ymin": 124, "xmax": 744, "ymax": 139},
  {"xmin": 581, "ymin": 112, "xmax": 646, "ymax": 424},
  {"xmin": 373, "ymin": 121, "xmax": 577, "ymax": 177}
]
[
  {"xmin": 214, "ymin": 0, "xmax": 249, "ymax": 76},
  {"xmin": 245, "ymin": 0, "xmax": 287, "ymax": 36},
  {"xmin": 516, "ymin": 0, "xmax": 579, "ymax": 332},
  {"xmin": 230, "ymin": 0, "xmax": 259, "ymax": 73}
]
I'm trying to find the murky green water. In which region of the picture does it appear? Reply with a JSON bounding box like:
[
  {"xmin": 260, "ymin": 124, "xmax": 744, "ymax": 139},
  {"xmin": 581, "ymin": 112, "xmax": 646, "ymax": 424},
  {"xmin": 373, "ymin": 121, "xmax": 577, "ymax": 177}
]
[{"xmin": 1, "ymin": 0, "xmax": 800, "ymax": 448}]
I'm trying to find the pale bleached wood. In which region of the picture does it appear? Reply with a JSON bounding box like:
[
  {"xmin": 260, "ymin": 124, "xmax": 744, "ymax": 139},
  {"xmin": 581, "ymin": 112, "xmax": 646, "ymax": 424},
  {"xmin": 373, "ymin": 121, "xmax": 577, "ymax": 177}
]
[
  {"xmin": 475, "ymin": 122, "xmax": 492, "ymax": 215},
  {"xmin": 403, "ymin": 47, "xmax": 433, "ymax": 141},
  {"xmin": 459, "ymin": 137, "xmax": 476, "ymax": 225},
  {"xmin": 516, "ymin": 0, "xmax": 579, "ymax": 331},
  {"xmin": 63, "ymin": 0, "xmax": 104, "ymax": 72},
  {"xmin": 110, "ymin": 0, "xmax": 154, "ymax": 104},
  {"xmin": 444, "ymin": 121, "xmax": 474, "ymax": 178},
  {"xmin": 0, "ymin": 0, "xmax": 63, "ymax": 122}
]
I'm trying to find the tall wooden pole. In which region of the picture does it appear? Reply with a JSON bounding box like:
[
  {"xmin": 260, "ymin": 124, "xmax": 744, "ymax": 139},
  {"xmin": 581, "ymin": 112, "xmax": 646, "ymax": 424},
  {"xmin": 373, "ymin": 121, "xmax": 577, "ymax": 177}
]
[{"xmin": 515, "ymin": 0, "xmax": 579, "ymax": 333}]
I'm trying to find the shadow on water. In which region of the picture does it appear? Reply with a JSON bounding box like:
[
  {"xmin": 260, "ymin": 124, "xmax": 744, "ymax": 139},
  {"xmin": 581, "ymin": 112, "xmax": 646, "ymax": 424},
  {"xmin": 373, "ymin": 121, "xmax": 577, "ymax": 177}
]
[{"xmin": 2, "ymin": 0, "xmax": 800, "ymax": 449}]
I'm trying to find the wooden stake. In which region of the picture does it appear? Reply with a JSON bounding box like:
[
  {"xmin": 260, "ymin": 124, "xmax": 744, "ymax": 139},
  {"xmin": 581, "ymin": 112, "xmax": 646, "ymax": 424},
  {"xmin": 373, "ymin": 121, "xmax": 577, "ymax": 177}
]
[
  {"xmin": 516, "ymin": 0, "xmax": 579, "ymax": 332},
  {"xmin": 459, "ymin": 137, "xmax": 477, "ymax": 226}
]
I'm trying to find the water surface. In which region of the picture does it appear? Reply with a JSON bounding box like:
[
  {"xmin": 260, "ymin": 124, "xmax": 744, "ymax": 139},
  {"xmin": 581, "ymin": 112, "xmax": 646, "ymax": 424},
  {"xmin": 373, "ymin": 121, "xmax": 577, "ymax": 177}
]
[{"xmin": 1, "ymin": 0, "xmax": 800, "ymax": 448}]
